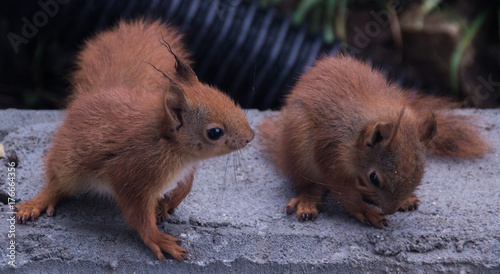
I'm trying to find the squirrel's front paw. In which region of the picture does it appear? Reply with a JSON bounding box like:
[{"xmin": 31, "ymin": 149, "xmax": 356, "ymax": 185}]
[
  {"xmin": 353, "ymin": 206, "xmax": 389, "ymax": 229},
  {"xmin": 398, "ymin": 197, "xmax": 420, "ymax": 212},
  {"xmin": 285, "ymin": 196, "xmax": 321, "ymax": 221},
  {"xmin": 145, "ymin": 232, "xmax": 187, "ymax": 261},
  {"xmin": 15, "ymin": 200, "xmax": 55, "ymax": 224}
]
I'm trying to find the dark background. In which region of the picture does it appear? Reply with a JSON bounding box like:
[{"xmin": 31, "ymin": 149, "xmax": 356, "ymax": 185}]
[{"xmin": 1, "ymin": 0, "xmax": 498, "ymax": 110}]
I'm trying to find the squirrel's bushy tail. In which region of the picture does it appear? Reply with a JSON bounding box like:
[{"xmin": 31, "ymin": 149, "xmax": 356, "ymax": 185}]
[
  {"xmin": 428, "ymin": 111, "xmax": 491, "ymax": 158},
  {"xmin": 410, "ymin": 94, "xmax": 492, "ymax": 159}
]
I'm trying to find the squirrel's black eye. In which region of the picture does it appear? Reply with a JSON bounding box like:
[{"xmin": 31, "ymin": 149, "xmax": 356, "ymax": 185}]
[
  {"xmin": 207, "ymin": 128, "xmax": 224, "ymax": 140},
  {"xmin": 369, "ymin": 172, "xmax": 380, "ymax": 187}
]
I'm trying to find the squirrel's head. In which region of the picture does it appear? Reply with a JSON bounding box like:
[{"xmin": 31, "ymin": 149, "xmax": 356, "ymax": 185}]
[
  {"xmin": 155, "ymin": 44, "xmax": 254, "ymax": 161},
  {"xmin": 351, "ymin": 108, "xmax": 437, "ymax": 215}
]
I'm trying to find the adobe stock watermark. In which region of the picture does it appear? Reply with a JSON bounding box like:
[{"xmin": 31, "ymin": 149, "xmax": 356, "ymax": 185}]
[
  {"xmin": 464, "ymin": 74, "xmax": 500, "ymax": 108},
  {"xmin": 7, "ymin": 0, "xmax": 70, "ymax": 54},
  {"xmin": 340, "ymin": 0, "xmax": 405, "ymax": 54},
  {"xmin": 6, "ymin": 161, "xmax": 17, "ymax": 267}
]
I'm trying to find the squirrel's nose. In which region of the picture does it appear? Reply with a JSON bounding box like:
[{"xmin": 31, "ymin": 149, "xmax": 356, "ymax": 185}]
[{"xmin": 246, "ymin": 129, "xmax": 255, "ymax": 143}]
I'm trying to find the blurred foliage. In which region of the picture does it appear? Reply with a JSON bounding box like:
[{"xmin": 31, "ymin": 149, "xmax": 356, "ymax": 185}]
[
  {"xmin": 260, "ymin": 0, "xmax": 382, "ymax": 44},
  {"xmin": 259, "ymin": 0, "xmax": 499, "ymax": 107},
  {"xmin": 450, "ymin": 10, "xmax": 488, "ymax": 93}
]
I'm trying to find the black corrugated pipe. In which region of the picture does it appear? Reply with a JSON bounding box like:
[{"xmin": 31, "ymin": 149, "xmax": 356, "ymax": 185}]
[{"xmin": 1, "ymin": 0, "xmax": 338, "ymax": 109}]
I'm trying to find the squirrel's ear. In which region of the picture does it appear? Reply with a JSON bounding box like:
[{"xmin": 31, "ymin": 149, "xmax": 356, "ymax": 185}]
[
  {"xmin": 160, "ymin": 38, "xmax": 198, "ymax": 85},
  {"xmin": 419, "ymin": 112, "xmax": 437, "ymax": 144},
  {"xmin": 174, "ymin": 59, "xmax": 198, "ymax": 85},
  {"xmin": 363, "ymin": 122, "xmax": 395, "ymax": 147},
  {"xmin": 163, "ymin": 83, "xmax": 190, "ymax": 132}
]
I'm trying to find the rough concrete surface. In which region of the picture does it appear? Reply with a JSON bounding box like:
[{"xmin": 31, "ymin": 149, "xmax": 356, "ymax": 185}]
[{"xmin": 0, "ymin": 108, "xmax": 499, "ymax": 273}]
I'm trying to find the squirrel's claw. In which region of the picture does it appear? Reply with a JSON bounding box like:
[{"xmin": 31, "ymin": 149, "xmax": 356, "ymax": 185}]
[
  {"xmin": 299, "ymin": 212, "xmax": 317, "ymax": 222},
  {"xmin": 144, "ymin": 232, "xmax": 186, "ymax": 261},
  {"xmin": 285, "ymin": 197, "xmax": 299, "ymax": 215},
  {"xmin": 355, "ymin": 207, "xmax": 389, "ymax": 229},
  {"xmin": 286, "ymin": 196, "xmax": 320, "ymax": 222},
  {"xmin": 380, "ymin": 219, "xmax": 389, "ymax": 227},
  {"xmin": 15, "ymin": 200, "xmax": 52, "ymax": 224}
]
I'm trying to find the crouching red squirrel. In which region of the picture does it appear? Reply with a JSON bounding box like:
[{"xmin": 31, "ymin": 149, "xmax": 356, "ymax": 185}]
[
  {"xmin": 259, "ymin": 55, "xmax": 491, "ymax": 228},
  {"xmin": 15, "ymin": 19, "xmax": 254, "ymax": 261}
]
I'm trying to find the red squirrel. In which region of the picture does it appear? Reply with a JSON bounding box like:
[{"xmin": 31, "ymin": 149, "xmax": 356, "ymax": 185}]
[
  {"xmin": 259, "ymin": 55, "xmax": 491, "ymax": 228},
  {"xmin": 15, "ymin": 19, "xmax": 254, "ymax": 261}
]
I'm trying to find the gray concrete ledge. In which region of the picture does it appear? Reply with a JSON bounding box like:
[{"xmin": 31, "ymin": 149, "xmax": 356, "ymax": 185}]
[{"xmin": 0, "ymin": 109, "xmax": 499, "ymax": 273}]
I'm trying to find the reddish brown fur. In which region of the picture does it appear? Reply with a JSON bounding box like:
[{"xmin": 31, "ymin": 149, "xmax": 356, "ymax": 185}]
[
  {"xmin": 407, "ymin": 95, "xmax": 491, "ymax": 158},
  {"xmin": 15, "ymin": 19, "xmax": 254, "ymax": 261},
  {"xmin": 72, "ymin": 20, "xmax": 190, "ymax": 94},
  {"xmin": 259, "ymin": 55, "xmax": 491, "ymax": 228}
]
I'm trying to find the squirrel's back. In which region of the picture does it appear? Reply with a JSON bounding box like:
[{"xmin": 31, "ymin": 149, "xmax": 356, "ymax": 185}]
[
  {"xmin": 260, "ymin": 55, "xmax": 407, "ymax": 160},
  {"xmin": 286, "ymin": 55, "xmax": 406, "ymax": 134},
  {"xmin": 260, "ymin": 55, "xmax": 491, "ymax": 174},
  {"xmin": 72, "ymin": 19, "xmax": 189, "ymax": 94}
]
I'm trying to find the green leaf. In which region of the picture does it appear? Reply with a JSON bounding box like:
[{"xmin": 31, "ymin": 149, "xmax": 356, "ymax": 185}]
[
  {"xmin": 293, "ymin": 0, "xmax": 322, "ymax": 25},
  {"xmin": 449, "ymin": 11, "xmax": 488, "ymax": 94}
]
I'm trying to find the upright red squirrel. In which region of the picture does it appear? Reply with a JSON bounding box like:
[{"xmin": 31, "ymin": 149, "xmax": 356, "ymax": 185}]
[
  {"xmin": 15, "ymin": 19, "xmax": 254, "ymax": 261},
  {"xmin": 260, "ymin": 55, "xmax": 491, "ymax": 228}
]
